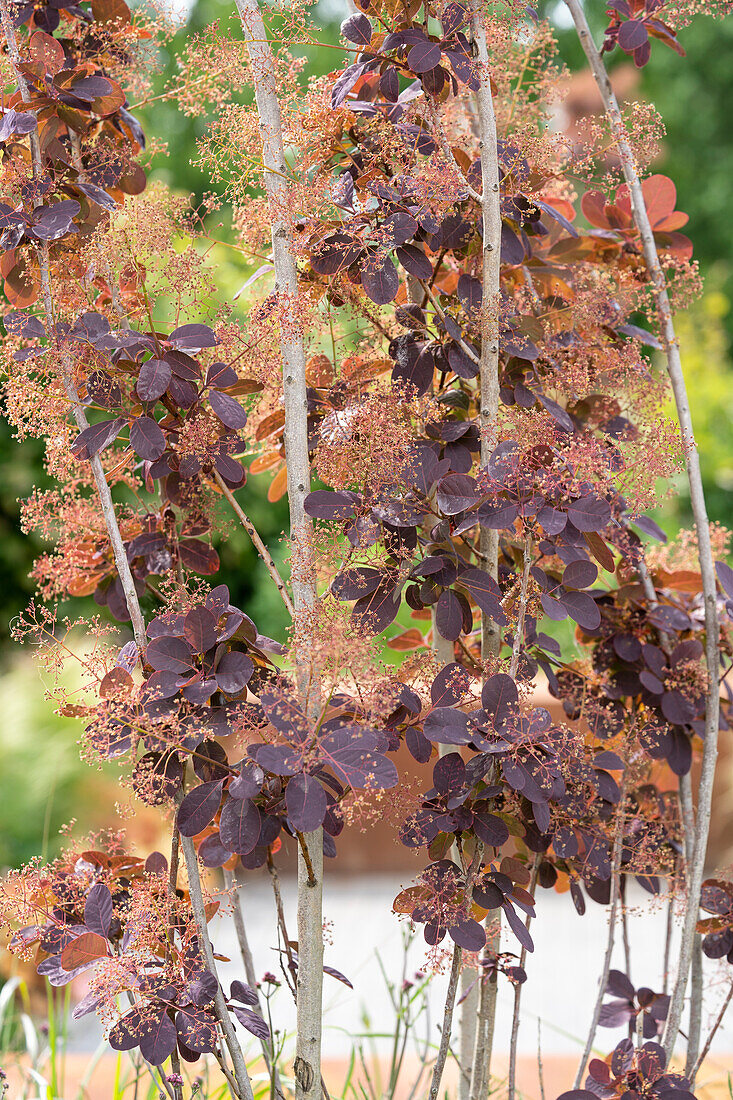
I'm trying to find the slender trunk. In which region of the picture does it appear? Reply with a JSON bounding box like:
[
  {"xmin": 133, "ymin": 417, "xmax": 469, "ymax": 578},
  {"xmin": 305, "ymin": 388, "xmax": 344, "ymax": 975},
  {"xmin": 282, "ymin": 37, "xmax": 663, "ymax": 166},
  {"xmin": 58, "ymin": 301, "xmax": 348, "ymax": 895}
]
[
  {"xmin": 429, "ymin": 945, "xmax": 463, "ymax": 1100},
  {"xmin": 234, "ymin": 4, "xmax": 322, "ymax": 1095},
  {"xmin": 507, "ymin": 857, "xmax": 540, "ymax": 1100},
  {"xmin": 468, "ymin": 5, "xmax": 503, "ymax": 1092},
  {"xmin": 563, "ymin": 0, "xmax": 719, "ymax": 1060},
  {"xmin": 678, "ymin": 772, "xmax": 702, "ymax": 1075},
  {"xmin": 573, "ymin": 791, "xmax": 626, "ymax": 1088},
  {"xmin": 179, "ymin": 833, "xmax": 254, "ymax": 1100},
  {"xmin": 167, "ymin": 830, "xmax": 183, "ymax": 1100},
  {"xmin": 0, "ymin": 0, "xmax": 146, "ymax": 653},
  {"xmin": 429, "ymin": 846, "xmax": 483, "ymax": 1100}
]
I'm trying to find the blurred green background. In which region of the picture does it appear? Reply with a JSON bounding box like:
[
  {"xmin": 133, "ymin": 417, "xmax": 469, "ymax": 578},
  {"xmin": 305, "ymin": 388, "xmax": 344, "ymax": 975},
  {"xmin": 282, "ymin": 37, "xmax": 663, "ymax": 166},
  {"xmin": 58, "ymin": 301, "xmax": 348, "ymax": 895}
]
[{"xmin": 1, "ymin": 0, "xmax": 732, "ymax": 868}]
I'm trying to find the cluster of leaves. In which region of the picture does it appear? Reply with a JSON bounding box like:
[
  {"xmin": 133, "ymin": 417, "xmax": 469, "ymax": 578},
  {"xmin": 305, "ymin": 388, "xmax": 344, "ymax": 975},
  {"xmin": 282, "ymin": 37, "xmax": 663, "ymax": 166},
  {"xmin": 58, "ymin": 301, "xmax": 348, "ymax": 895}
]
[
  {"xmin": 563, "ymin": 1038, "xmax": 696, "ymax": 1100},
  {"xmin": 0, "ymin": 0, "xmax": 145, "ymax": 309},
  {"xmin": 7, "ymin": 842, "xmax": 270, "ymax": 1065},
  {"xmin": 602, "ymin": 0, "xmax": 686, "ymax": 68}
]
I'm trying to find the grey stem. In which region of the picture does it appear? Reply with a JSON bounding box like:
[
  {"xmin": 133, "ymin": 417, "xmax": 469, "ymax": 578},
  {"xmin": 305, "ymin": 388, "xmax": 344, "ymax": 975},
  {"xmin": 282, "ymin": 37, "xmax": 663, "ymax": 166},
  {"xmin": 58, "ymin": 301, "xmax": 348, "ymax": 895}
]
[
  {"xmin": 467, "ymin": 4, "xmax": 503, "ymax": 1092},
  {"xmin": 573, "ymin": 789, "xmax": 626, "ymax": 1088},
  {"xmin": 429, "ymin": 944, "xmax": 464, "ymax": 1100},
  {"xmin": 691, "ymin": 979, "xmax": 733, "ymax": 1085},
  {"xmin": 507, "ymin": 857, "xmax": 540, "ymax": 1100},
  {"xmin": 179, "ymin": 832, "xmax": 255, "ymax": 1100},
  {"xmin": 0, "ymin": 0, "xmax": 147, "ymax": 653},
  {"xmin": 223, "ymin": 865, "xmax": 284, "ymax": 1097},
  {"xmin": 508, "ymin": 535, "xmax": 533, "ymax": 681},
  {"xmin": 234, "ymin": 3, "xmax": 323, "ymax": 1098},
  {"xmin": 563, "ymin": 0, "xmax": 719, "ymax": 1061},
  {"xmin": 429, "ymin": 846, "xmax": 483, "ymax": 1100},
  {"xmin": 214, "ymin": 471, "xmax": 295, "ymax": 617}
]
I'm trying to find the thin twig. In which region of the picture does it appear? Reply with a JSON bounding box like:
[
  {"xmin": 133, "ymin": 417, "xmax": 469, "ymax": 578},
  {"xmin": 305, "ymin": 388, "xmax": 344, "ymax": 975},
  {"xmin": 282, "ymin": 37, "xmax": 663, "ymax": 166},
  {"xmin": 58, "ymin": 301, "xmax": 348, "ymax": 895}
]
[
  {"xmin": 213, "ymin": 471, "xmax": 295, "ymax": 617},
  {"xmin": 691, "ymin": 979, "xmax": 733, "ymax": 1084},
  {"xmin": 429, "ymin": 845, "xmax": 483, "ymax": 1100},
  {"xmin": 573, "ymin": 786, "xmax": 626, "ymax": 1087}
]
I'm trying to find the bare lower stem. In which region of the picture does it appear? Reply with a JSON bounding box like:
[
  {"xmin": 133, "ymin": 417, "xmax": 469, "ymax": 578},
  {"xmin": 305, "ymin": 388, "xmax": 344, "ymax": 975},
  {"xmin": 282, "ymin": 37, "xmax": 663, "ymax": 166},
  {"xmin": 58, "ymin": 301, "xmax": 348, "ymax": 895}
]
[
  {"xmin": 507, "ymin": 857, "xmax": 540, "ymax": 1100},
  {"xmin": 224, "ymin": 865, "xmax": 283, "ymax": 1095},
  {"xmin": 179, "ymin": 832, "xmax": 254, "ymax": 1100},
  {"xmin": 429, "ymin": 944, "xmax": 464, "ymax": 1100},
  {"xmin": 691, "ymin": 979, "xmax": 733, "ymax": 1083},
  {"xmin": 573, "ymin": 791, "xmax": 626, "ymax": 1088},
  {"xmin": 213, "ymin": 472, "xmax": 295, "ymax": 617},
  {"xmin": 563, "ymin": 0, "xmax": 719, "ymax": 1060}
]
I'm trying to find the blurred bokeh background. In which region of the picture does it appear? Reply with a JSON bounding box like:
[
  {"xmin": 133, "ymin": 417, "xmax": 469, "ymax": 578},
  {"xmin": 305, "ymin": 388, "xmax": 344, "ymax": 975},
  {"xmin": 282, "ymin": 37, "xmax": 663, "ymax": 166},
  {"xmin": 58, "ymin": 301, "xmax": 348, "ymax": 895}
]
[{"xmin": 1, "ymin": 0, "xmax": 732, "ymax": 869}]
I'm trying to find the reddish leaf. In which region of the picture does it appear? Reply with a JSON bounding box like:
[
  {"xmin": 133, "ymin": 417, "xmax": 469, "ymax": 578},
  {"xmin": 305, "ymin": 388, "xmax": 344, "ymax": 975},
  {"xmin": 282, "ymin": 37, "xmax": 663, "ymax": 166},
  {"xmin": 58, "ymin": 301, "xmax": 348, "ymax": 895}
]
[{"xmin": 60, "ymin": 931, "xmax": 109, "ymax": 970}]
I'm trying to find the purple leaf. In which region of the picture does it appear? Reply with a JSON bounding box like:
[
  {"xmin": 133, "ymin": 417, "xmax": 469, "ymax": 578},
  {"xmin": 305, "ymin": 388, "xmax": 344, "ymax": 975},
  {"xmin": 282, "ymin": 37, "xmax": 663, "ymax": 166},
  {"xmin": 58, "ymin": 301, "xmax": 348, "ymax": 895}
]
[
  {"xmin": 502, "ymin": 901, "xmax": 534, "ymax": 952},
  {"xmin": 362, "ymin": 257, "xmax": 399, "ymax": 305},
  {"xmin": 232, "ymin": 1005, "xmax": 270, "ymax": 1041},
  {"xmin": 407, "ymin": 39, "xmax": 442, "ymax": 73},
  {"xmin": 137, "ymin": 357, "xmax": 171, "ymax": 401},
  {"xmin": 215, "ymin": 650, "xmax": 254, "ymax": 694},
  {"xmin": 457, "ymin": 274, "xmax": 482, "ymax": 315},
  {"xmin": 176, "ymin": 1008, "xmax": 218, "ymax": 1053},
  {"xmin": 352, "ymin": 580, "xmax": 402, "ymax": 632},
  {"xmin": 431, "ymin": 662, "xmax": 472, "ymax": 706},
  {"xmin": 146, "ymin": 636, "xmax": 194, "ymax": 674},
  {"xmin": 436, "ymin": 473, "xmax": 477, "ymax": 515},
  {"xmin": 567, "ymin": 495, "xmax": 611, "ymax": 533},
  {"xmin": 435, "ymin": 589, "xmax": 463, "ymax": 641},
  {"xmin": 130, "ymin": 416, "xmax": 166, "ymax": 460},
  {"xmin": 473, "ymin": 812, "xmax": 509, "ymax": 847},
  {"xmin": 71, "ymin": 417, "xmax": 124, "ymax": 460},
  {"xmin": 286, "ymin": 773, "xmax": 328, "ymax": 831},
  {"xmin": 231, "ymin": 980, "xmax": 259, "ymax": 1006},
  {"xmin": 177, "ymin": 780, "xmax": 224, "ymax": 837},
  {"xmin": 184, "ymin": 606, "xmax": 218, "ymax": 653},
  {"xmin": 139, "ymin": 1008, "xmax": 177, "ymax": 1065},
  {"xmin": 209, "ymin": 389, "xmax": 248, "ymax": 429},
  {"xmin": 84, "ymin": 884, "xmax": 113, "ymax": 937},
  {"xmin": 304, "ymin": 489, "xmax": 359, "ymax": 520},
  {"xmin": 323, "ymin": 964, "xmax": 353, "ymax": 988},
  {"xmin": 449, "ymin": 918, "xmax": 486, "ymax": 952},
  {"xmin": 562, "ymin": 559, "xmax": 598, "ymax": 589},
  {"xmin": 169, "ymin": 323, "xmax": 217, "ymax": 349},
  {"xmin": 341, "ymin": 12, "xmax": 372, "ymax": 44},
  {"xmin": 396, "ymin": 244, "xmax": 432, "ymax": 279},
  {"xmin": 559, "ymin": 590, "xmax": 601, "ymax": 631},
  {"xmin": 458, "ymin": 568, "xmax": 507, "ymax": 622},
  {"xmin": 618, "ymin": 18, "xmax": 648, "ymax": 50},
  {"xmin": 219, "ymin": 796, "xmax": 261, "ymax": 854},
  {"xmin": 424, "ymin": 707, "xmax": 471, "ymax": 745},
  {"xmin": 716, "ymin": 561, "xmax": 733, "ymax": 600},
  {"xmin": 481, "ymin": 673, "xmax": 519, "ymax": 719}
]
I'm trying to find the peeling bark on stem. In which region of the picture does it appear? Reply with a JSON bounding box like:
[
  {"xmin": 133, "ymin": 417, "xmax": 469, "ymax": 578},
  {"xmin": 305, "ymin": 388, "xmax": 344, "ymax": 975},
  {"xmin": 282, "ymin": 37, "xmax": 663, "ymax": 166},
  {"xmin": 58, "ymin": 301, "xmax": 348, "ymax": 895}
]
[
  {"xmin": 234, "ymin": 4, "xmax": 323, "ymax": 1097},
  {"xmin": 0, "ymin": 0, "xmax": 147, "ymax": 654},
  {"xmin": 563, "ymin": 0, "xmax": 719, "ymax": 1060}
]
